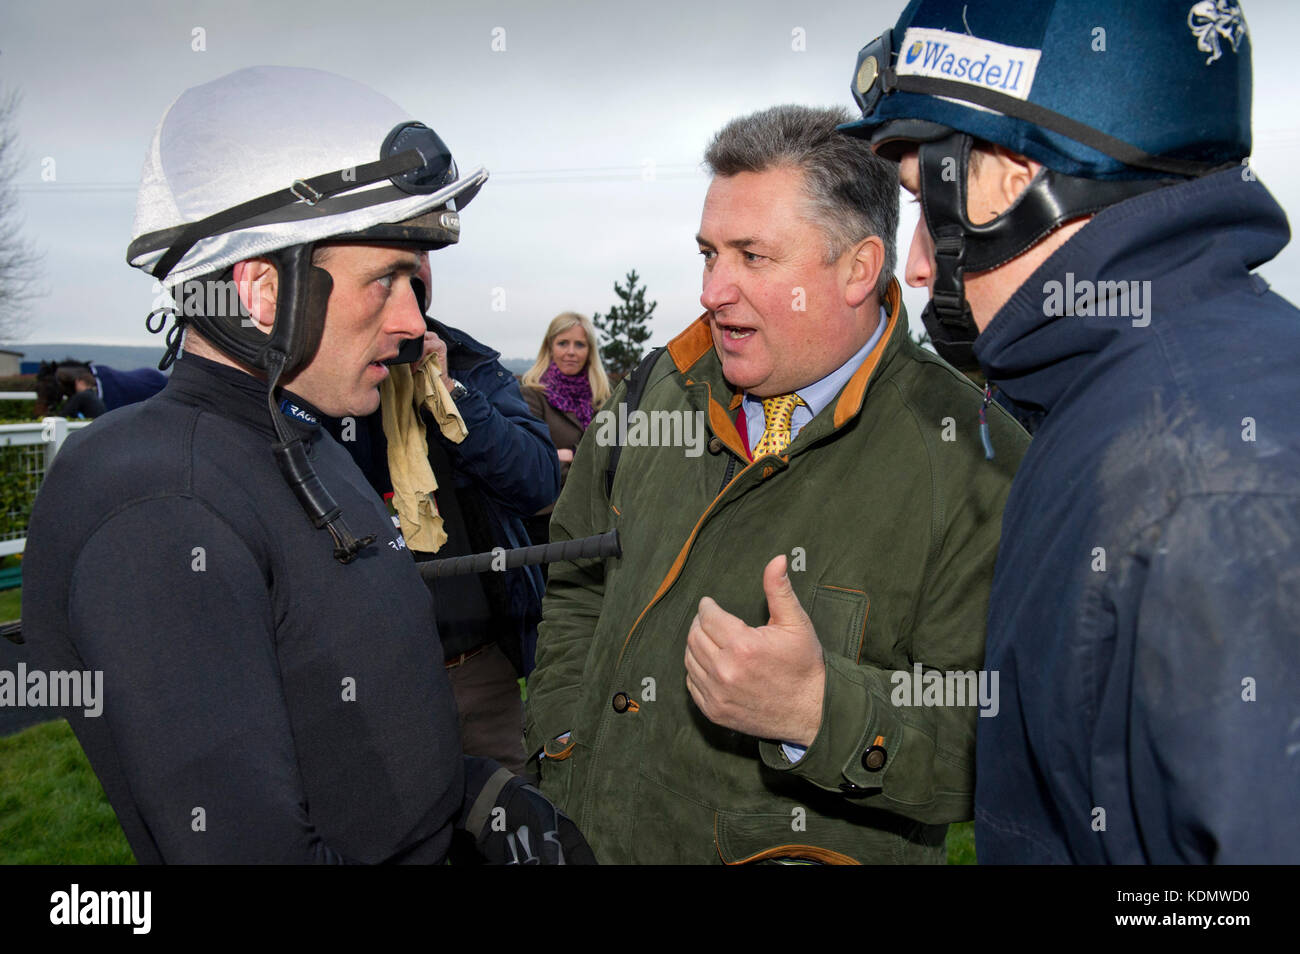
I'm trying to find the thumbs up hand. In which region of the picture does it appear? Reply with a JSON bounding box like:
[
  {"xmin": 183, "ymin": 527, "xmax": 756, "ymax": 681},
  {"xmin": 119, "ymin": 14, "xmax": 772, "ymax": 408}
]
[{"xmin": 684, "ymin": 554, "xmax": 826, "ymax": 745}]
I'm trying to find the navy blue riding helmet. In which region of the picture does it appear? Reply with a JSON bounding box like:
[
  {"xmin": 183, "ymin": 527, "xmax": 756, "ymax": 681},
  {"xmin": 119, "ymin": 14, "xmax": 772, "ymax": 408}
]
[{"xmin": 841, "ymin": 0, "xmax": 1253, "ymax": 370}]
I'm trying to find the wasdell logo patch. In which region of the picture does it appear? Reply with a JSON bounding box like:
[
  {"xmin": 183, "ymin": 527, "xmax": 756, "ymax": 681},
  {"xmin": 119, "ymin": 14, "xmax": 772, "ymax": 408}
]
[{"xmin": 897, "ymin": 27, "xmax": 1041, "ymax": 101}]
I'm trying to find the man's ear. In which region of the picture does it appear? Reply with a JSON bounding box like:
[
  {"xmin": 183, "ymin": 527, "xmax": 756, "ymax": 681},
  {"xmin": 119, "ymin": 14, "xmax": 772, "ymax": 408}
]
[
  {"xmin": 233, "ymin": 258, "xmax": 278, "ymax": 333},
  {"xmin": 972, "ymin": 145, "xmax": 1041, "ymax": 217},
  {"xmin": 843, "ymin": 235, "xmax": 885, "ymax": 310}
]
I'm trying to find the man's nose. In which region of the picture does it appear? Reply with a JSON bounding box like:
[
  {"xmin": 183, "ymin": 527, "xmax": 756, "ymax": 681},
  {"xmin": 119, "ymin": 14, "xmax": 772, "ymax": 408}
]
[
  {"xmin": 905, "ymin": 218, "xmax": 934, "ymax": 290},
  {"xmin": 391, "ymin": 281, "xmax": 428, "ymax": 339},
  {"xmin": 700, "ymin": 261, "xmax": 738, "ymax": 313}
]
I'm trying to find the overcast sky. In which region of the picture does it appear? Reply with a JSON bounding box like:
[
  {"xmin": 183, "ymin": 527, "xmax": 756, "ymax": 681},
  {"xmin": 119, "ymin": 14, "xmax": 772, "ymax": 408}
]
[{"xmin": 2, "ymin": 0, "xmax": 1298, "ymax": 360}]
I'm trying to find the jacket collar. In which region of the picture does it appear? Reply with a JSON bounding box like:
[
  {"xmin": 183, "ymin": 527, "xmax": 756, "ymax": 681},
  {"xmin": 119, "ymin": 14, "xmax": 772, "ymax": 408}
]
[
  {"xmin": 973, "ymin": 168, "xmax": 1291, "ymax": 417},
  {"xmin": 665, "ymin": 278, "xmax": 905, "ymax": 455},
  {"xmin": 167, "ymin": 352, "xmax": 322, "ymax": 442}
]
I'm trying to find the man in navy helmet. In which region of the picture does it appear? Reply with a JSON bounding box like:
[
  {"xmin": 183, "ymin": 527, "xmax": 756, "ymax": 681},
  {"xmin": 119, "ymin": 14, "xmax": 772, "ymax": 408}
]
[
  {"xmin": 844, "ymin": 0, "xmax": 1300, "ymax": 863},
  {"xmin": 23, "ymin": 66, "xmax": 592, "ymax": 864}
]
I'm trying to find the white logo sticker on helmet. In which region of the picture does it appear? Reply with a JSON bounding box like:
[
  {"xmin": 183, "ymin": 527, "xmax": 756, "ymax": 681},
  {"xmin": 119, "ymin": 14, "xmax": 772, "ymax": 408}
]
[
  {"xmin": 1187, "ymin": 1, "xmax": 1248, "ymax": 66},
  {"xmin": 896, "ymin": 27, "xmax": 1041, "ymax": 102}
]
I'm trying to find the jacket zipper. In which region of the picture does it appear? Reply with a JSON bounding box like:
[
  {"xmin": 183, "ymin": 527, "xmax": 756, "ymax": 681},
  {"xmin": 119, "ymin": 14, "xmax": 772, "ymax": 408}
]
[{"xmin": 580, "ymin": 388, "xmax": 751, "ymax": 834}]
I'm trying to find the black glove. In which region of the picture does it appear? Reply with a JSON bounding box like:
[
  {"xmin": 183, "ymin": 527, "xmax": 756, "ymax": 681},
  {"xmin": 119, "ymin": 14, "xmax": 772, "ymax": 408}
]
[{"xmin": 459, "ymin": 758, "xmax": 597, "ymax": 865}]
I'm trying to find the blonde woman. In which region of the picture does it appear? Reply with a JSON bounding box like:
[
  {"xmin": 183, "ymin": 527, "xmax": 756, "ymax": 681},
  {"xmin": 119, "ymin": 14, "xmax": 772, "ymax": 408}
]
[{"xmin": 522, "ymin": 312, "xmax": 611, "ymax": 546}]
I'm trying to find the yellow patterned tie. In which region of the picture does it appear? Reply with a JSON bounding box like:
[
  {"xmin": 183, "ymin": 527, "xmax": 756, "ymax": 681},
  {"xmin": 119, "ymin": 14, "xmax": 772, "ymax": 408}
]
[{"xmin": 752, "ymin": 393, "xmax": 806, "ymax": 457}]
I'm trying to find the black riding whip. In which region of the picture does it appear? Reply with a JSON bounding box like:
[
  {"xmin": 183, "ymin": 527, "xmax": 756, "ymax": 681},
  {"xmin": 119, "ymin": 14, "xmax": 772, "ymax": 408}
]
[{"xmin": 417, "ymin": 529, "xmax": 621, "ymax": 580}]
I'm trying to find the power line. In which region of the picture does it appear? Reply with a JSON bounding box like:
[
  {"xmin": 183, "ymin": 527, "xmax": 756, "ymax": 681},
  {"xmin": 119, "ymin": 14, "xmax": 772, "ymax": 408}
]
[{"xmin": 12, "ymin": 163, "xmax": 707, "ymax": 194}]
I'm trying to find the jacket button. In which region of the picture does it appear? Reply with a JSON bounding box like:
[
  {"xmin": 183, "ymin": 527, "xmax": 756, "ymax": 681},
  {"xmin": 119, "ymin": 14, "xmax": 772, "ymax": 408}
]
[
  {"xmin": 861, "ymin": 745, "xmax": 887, "ymax": 772},
  {"xmin": 707, "ymin": 436, "xmax": 723, "ymax": 455},
  {"xmin": 611, "ymin": 691, "xmax": 631, "ymax": 713}
]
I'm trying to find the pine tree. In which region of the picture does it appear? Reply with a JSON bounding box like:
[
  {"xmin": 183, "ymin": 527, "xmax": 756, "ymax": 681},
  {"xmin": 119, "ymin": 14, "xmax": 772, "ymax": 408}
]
[{"xmin": 592, "ymin": 269, "xmax": 656, "ymax": 378}]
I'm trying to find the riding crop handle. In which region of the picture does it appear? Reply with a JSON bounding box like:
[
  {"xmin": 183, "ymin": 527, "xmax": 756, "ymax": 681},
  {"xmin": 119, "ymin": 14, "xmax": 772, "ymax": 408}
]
[{"xmin": 418, "ymin": 530, "xmax": 622, "ymax": 580}]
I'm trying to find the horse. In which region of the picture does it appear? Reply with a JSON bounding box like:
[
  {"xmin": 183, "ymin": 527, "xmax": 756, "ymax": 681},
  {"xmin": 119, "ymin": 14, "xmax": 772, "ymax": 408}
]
[{"xmin": 34, "ymin": 360, "xmax": 167, "ymax": 418}]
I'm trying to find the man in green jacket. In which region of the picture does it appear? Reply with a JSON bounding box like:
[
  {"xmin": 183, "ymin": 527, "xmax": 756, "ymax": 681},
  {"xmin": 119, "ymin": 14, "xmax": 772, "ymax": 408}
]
[{"xmin": 526, "ymin": 104, "xmax": 1028, "ymax": 864}]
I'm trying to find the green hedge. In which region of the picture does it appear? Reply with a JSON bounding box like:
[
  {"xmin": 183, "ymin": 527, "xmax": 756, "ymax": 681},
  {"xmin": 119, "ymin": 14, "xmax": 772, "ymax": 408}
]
[
  {"xmin": 0, "ymin": 374, "xmax": 38, "ymax": 421},
  {"xmin": 0, "ymin": 445, "xmax": 39, "ymax": 539}
]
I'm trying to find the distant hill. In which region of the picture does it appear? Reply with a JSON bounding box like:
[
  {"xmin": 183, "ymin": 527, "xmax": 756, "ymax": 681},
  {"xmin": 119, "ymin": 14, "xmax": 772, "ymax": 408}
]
[
  {"xmin": 6, "ymin": 342, "xmax": 536, "ymax": 377},
  {"xmin": 6, "ymin": 343, "xmax": 171, "ymax": 373}
]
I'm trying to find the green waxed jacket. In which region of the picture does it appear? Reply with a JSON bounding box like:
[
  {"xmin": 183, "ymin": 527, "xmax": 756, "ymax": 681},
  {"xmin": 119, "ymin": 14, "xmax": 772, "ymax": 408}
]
[{"xmin": 526, "ymin": 282, "xmax": 1029, "ymax": 864}]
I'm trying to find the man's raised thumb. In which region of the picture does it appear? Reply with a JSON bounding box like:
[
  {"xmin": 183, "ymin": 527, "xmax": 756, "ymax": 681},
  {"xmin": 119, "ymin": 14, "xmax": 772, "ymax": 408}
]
[{"xmin": 763, "ymin": 554, "xmax": 807, "ymax": 627}]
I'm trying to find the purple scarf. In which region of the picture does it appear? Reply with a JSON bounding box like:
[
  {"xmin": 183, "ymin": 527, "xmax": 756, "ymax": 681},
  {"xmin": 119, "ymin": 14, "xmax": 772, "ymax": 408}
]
[{"xmin": 541, "ymin": 362, "xmax": 595, "ymax": 429}]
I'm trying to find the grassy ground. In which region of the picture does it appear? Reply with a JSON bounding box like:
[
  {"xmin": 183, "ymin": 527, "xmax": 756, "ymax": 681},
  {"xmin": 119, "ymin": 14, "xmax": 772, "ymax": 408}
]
[
  {"xmin": 946, "ymin": 821, "xmax": 976, "ymax": 864},
  {"xmin": 1, "ymin": 574, "xmax": 135, "ymax": 864},
  {"xmin": 0, "ymin": 585, "xmax": 17, "ymax": 621},
  {"xmin": 0, "ymin": 555, "xmax": 20, "ymax": 620},
  {"xmin": 0, "ymin": 720, "xmax": 134, "ymax": 864}
]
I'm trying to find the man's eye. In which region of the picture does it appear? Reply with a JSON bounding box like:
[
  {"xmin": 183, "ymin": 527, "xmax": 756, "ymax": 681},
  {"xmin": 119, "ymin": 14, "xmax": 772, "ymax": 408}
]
[
  {"xmin": 698, "ymin": 248, "xmax": 715, "ymax": 263},
  {"xmin": 376, "ymin": 274, "xmax": 394, "ymax": 290},
  {"xmin": 743, "ymin": 251, "xmax": 763, "ymax": 263}
]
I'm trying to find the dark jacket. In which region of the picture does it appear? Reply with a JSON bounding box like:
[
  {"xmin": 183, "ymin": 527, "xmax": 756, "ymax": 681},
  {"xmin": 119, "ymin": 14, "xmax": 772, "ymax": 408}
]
[
  {"xmin": 324, "ymin": 320, "xmax": 561, "ymax": 675},
  {"xmin": 23, "ymin": 354, "xmax": 468, "ymax": 863},
  {"xmin": 973, "ymin": 167, "xmax": 1300, "ymax": 863}
]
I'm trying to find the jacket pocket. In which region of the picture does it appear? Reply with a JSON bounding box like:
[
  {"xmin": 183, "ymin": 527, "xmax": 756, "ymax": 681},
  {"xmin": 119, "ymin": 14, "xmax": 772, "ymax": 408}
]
[
  {"xmin": 539, "ymin": 734, "xmax": 579, "ymax": 815},
  {"xmin": 807, "ymin": 584, "xmax": 872, "ymax": 664},
  {"xmin": 713, "ymin": 809, "xmax": 860, "ymax": 865}
]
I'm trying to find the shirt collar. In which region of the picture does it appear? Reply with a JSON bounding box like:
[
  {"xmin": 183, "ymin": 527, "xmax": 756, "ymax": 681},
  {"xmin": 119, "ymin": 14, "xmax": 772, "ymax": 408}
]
[{"xmin": 742, "ymin": 305, "xmax": 888, "ymax": 418}]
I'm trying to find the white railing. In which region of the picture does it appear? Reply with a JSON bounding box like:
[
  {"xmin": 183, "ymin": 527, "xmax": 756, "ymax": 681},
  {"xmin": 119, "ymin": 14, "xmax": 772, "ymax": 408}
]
[
  {"xmin": 0, "ymin": 392, "xmax": 36, "ymax": 400},
  {"xmin": 0, "ymin": 418, "xmax": 93, "ymax": 557}
]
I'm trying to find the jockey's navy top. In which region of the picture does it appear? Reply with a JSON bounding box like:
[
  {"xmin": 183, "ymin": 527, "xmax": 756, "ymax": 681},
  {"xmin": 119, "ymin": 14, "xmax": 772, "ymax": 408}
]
[{"xmin": 23, "ymin": 353, "xmax": 471, "ymax": 863}]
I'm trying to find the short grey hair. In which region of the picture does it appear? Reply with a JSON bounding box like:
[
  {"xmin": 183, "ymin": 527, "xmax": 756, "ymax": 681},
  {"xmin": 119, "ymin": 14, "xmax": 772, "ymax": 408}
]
[{"xmin": 703, "ymin": 104, "xmax": 898, "ymax": 300}]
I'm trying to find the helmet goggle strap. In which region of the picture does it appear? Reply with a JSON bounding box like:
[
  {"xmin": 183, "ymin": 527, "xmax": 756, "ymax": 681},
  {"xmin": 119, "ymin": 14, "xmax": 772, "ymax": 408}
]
[
  {"xmin": 141, "ymin": 121, "xmax": 482, "ymax": 284},
  {"xmin": 916, "ymin": 132, "xmax": 1175, "ymax": 371},
  {"xmin": 852, "ymin": 30, "xmax": 1229, "ymax": 180},
  {"xmin": 143, "ymin": 121, "xmax": 474, "ymax": 377},
  {"xmin": 136, "ymin": 121, "xmax": 479, "ymax": 566}
]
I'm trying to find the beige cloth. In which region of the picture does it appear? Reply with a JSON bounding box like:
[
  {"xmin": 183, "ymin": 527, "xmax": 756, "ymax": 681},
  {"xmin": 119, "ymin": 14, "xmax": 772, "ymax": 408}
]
[{"xmin": 379, "ymin": 354, "xmax": 469, "ymax": 552}]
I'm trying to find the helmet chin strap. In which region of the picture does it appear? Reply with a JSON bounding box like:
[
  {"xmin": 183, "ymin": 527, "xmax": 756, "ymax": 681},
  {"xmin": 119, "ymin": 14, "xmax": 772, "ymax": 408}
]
[
  {"xmin": 916, "ymin": 132, "xmax": 1174, "ymax": 372},
  {"xmin": 155, "ymin": 242, "xmax": 383, "ymax": 564},
  {"xmin": 263, "ymin": 348, "xmax": 377, "ymax": 564},
  {"xmin": 150, "ymin": 239, "xmax": 433, "ymax": 564}
]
